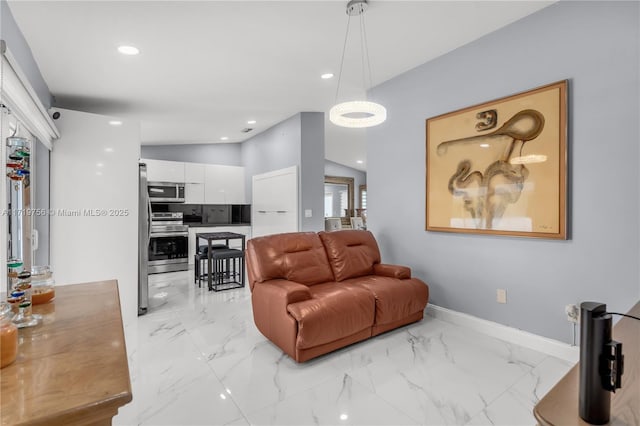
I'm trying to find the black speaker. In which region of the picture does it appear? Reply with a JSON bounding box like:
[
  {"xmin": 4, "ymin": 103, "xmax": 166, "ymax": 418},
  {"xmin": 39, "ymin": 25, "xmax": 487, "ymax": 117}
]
[{"xmin": 579, "ymin": 302, "xmax": 624, "ymax": 424}]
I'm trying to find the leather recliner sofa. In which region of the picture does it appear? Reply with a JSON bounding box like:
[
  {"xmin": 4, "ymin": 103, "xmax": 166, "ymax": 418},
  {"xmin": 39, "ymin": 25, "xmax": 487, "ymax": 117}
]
[{"xmin": 246, "ymin": 230, "xmax": 429, "ymax": 362}]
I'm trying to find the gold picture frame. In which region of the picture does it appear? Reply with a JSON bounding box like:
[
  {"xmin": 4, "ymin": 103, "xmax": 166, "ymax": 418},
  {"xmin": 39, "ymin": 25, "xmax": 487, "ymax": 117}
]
[{"xmin": 426, "ymin": 80, "xmax": 567, "ymax": 239}]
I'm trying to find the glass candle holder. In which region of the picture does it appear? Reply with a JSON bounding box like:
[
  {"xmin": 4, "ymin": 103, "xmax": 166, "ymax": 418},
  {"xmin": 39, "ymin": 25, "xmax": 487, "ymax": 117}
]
[{"xmin": 0, "ymin": 302, "xmax": 18, "ymax": 368}]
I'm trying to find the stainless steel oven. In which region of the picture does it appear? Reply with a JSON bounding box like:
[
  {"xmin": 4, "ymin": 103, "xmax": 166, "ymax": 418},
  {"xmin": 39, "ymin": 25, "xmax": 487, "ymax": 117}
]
[
  {"xmin": 148, "ymin": 182, "xmax": 185, "ymax": 203},
  {"xmin": 149, "ymin": 212, "xmax": 188, "ymax": 273}
]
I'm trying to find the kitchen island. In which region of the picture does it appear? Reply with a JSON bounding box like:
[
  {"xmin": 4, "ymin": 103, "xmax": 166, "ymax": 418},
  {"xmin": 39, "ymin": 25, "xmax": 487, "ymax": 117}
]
[{"xmin": 0, "ymin": 280, "xmax": 132, "ymax": 425}]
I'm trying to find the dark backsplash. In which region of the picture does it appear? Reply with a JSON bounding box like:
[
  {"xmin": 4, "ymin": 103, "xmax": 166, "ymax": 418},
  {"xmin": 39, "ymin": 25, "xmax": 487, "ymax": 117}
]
[{"xmin": 152, "ymin": 204, "xmax": 251, "ymax": 225}]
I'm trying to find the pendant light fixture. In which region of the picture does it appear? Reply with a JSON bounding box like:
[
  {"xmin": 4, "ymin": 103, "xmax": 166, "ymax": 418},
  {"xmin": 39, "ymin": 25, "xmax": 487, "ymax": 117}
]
[{"xmin": 330, "ymin": 0, "xmax": 386, "ymax": 128}]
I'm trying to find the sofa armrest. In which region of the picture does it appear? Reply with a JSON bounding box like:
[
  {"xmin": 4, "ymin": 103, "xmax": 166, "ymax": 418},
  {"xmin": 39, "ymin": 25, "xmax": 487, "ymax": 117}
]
[
  {"xmin": 251, "ymin": 280, "xmax": 312, "ymax": 359},
  {"xmin": 253, "ymin": 279, "xmax": 312, "ymax": 306},
  {"xmin": 373, "ymin": 263, "xmax": 411, "ymax": 279}
]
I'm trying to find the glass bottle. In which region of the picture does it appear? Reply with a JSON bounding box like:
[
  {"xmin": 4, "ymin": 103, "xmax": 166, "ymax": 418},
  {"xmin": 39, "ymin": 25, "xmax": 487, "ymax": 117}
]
[{"xmin": 31, "ymin": 266, "xmax": 55, "ymax": 305}]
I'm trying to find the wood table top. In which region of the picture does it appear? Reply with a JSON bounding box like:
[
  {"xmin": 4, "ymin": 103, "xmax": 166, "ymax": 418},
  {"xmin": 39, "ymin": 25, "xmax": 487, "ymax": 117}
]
[
  {"xmin": 534, "ymin": 301, "xmax": 640, "ymax": 425},
  {"xmin": 0, "ymin": 280, "xmax": 132, "ymax": 426}
]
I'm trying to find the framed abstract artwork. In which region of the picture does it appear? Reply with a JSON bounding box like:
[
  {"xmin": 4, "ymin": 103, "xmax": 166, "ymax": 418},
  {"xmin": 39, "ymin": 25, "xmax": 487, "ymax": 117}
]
[{"xmin": 426, "ymin": 80, "xmax": 567, "ymax": 239}]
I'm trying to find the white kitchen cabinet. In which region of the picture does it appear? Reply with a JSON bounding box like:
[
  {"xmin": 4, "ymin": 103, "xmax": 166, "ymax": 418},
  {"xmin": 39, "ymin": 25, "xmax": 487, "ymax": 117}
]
[
  {"xmin": 204, "ymin": 165, "xmax": 246, "ymax": 204},
  {"xmin": 142, "ymin": 158, "xmax": 185, "ymax": 183},
  {"xmin": 188, "ymin": 226, "xmax": 252, "ymax": 265},
  {"xmin": 185, "ymin": 183, "xmax": 205, "ymax": 204},
  {"xmin": 185, "ymin": 163, "xmax": 205, "ymax": 183}
]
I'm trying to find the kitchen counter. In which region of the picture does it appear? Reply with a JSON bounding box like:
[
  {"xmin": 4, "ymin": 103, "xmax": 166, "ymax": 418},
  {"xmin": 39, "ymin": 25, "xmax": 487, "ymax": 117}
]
[{"xmin": 0, "ymin": 280, "xmax": 132, "ymax": 426}]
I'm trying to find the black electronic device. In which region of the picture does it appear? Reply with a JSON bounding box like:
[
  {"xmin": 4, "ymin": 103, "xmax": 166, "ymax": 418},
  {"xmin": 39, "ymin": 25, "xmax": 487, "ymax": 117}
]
[{"xmin": 579, "ymin": 302, "xmax": 624, "ymax": 424}]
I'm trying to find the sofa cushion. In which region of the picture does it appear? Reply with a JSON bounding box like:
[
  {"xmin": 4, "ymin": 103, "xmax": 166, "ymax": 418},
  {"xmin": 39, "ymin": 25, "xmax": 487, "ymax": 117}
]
[
  {"xmin": 319, "ymin": 230, "xmax": 381, "ymax": 281},
  {"xmin": 247, "ymin": 232, "xmax": 335, "ymax": 287},
  {"xmin": 342, "ymin": 275, "xmax": 429, "ymax": 326},
  {"xmin": 287, "ymin": 283, "xmax": 375, "ymax": 349}
]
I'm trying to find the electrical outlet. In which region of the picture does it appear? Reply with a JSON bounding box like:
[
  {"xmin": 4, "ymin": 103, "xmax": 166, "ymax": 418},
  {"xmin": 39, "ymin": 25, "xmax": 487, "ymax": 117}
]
[
  {"xmin": 565, "ymin": 304, "xmax": 580, "ymax": 323},
  {"xmin": 496, "ymin": 289, "xmax": 507, "ymax": 304},
  {"xmin": 304, "ymin": 209, "xmax": 312, "ymax": 218}
]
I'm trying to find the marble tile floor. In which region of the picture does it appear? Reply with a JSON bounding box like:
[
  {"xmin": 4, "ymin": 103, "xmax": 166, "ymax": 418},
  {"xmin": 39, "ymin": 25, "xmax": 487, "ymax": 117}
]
[{"xmin": 114, "ymin": 271, "xmax": 573, "ymax": 426}]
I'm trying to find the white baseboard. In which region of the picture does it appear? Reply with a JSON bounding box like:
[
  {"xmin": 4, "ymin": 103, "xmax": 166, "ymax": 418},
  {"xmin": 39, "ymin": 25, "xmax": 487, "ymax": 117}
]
[{"xmin": 426, "ymin": 304, "xmax": 579, "ymax": 363}]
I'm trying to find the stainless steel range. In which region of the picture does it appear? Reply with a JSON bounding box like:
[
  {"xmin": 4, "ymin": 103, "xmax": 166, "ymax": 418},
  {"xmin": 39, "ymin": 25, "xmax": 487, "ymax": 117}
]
[{"xmin": 149, "ymin": 212, "xmax": 188, "ymax": 274}]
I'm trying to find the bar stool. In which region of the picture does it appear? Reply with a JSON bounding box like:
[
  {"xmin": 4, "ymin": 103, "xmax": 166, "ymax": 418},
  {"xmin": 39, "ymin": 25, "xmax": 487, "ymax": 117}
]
[
  {"xmin": 194, "ymin": 244, "xmax": 228, "ymax": 287},
  {"xmin": 209, "ymin": 248, "xmax": 245, "ymax": 291}
]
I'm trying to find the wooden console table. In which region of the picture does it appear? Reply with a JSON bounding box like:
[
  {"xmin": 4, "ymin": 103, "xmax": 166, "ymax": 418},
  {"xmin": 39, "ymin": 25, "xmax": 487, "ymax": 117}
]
[
  {"xmin": 534, "ymin": 301, "xmax": 639, "ymax": 425},
  {"xmin": 1, "ymin": 280, "xmax": 132, "ymax": 425}
]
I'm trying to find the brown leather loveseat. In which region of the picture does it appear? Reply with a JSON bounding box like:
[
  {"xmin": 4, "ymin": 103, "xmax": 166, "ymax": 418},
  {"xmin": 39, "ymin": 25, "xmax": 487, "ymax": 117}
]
[{"xmin": 246, "ymin": 230, "xmax": 429, "ymax": 362}]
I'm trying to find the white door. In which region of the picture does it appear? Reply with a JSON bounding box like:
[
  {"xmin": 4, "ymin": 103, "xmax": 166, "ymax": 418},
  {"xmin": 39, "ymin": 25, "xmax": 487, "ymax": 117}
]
[{"xmin": 252, "ymin": 166, "xmax": 298, "ymax": 238}]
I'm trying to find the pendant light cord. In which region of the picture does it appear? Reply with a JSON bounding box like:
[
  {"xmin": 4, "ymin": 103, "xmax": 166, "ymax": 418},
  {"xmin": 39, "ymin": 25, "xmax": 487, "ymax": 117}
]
[
  {"xmin": 334, "ymin": 14, "xmax": 353, "ymax": 104},
  {"xmin": 361, "ymin": 11, "xmax": 374, "ymax": 92},
  {"xmin": 359, "ymin": 12, "xmax": 366, "ymax": 99}
]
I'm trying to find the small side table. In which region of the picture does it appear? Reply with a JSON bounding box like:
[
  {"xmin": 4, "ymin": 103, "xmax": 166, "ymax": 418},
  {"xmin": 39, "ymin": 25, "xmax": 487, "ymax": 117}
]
[{"xmin": 195, "ymin": 232, "xmax": 246, "ymax": 291}]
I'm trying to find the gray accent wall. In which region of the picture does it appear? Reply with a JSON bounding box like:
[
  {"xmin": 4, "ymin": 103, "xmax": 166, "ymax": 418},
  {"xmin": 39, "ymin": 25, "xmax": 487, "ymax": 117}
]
[
  {"xmin": 141, "ymin": 142, "xmax": 242, "ymax": 166},
  {"xmin": 241, "ymin": 112, "xmax": 325, "ymax": 232},
  {"xmin": 325, "ymin": 160, "xmax": 367, "ymax": 209},
  {"xmin": 367, "ymin": 1, "xmax": 640, "ymax": 343},
  {"xmin": 0, "ymin": 0, "xmax": 52, "ymax": 109},
  {"xmin": 241, "ymin": 113, "xmax": 302, "ymax": 199},
  {"xmin": 300, "ymin": 112, "xmax": 325, "ymax": 231}
]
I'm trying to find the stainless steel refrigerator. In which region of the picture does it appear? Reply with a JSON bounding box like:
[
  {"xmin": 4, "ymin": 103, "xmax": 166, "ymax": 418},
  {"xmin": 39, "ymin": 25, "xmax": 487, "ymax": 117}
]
[{"xmin": 138, "ymin": 163, "xmax": 150, "ymax": 315}]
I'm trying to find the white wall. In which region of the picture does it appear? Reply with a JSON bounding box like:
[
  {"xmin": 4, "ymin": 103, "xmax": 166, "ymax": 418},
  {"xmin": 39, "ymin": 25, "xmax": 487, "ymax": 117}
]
[
  {"xmin": 141, "ymin": 142, "xmax": 242, "ymax": 166},
  {"xmin": 367, "ymin": 1, "xmax": 640, "ymax": 343},
  {"xmin": 50, "ymin": 108, "xmax": 139, "ymax": 326}
]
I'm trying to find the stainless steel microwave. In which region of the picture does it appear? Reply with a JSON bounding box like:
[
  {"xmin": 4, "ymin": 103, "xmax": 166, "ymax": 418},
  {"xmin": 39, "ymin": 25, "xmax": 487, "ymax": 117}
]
[{"xmin": 148, "ymin": 182, "xmax": 185, "ymax": 203}]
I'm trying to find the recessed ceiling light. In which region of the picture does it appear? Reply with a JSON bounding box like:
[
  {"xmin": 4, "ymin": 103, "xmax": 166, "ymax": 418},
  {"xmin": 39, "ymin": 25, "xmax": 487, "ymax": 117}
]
[
  {"xmin": 480, "ymin": 143, "xmax": 490, "ymax": 148},
  {"xmin": 247, "ymin": 120, "xmax": 257, "ymax": 125},
  {"xmin": 321, "ymin": 73, "xmax": 334, "ymax": 79},
  {"xmin": 356, "ymin": 160, "xmax": 364, "ymax": 164},
  {"xmin": 117, "ymin": 45, "xmax": 139, "ymax": 55},
  {"xmin": 104, "ymin": 147, "xmax": 114, "ymax": 153},
  {"xmin": 96, "ymin": 163, "xmax": 104, "ymax": 167},
  {"xmin": 108, "ymin": 120, "xmax": 123, "ymax": 126},
  {"xmin": 220, "ymin": 136, "xmax": 229, "ymax": 141}
]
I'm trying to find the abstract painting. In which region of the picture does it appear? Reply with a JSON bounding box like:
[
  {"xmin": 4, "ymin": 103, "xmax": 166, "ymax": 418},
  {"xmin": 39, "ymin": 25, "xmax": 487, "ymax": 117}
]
[{"xmin": 426, "ymin": 80, "xmax": 567, "ymax": 239}]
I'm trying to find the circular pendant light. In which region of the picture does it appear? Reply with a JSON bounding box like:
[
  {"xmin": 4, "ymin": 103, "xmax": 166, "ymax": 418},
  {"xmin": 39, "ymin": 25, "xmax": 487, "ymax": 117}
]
[
  {"xmin": 329, "ymin": 101, "xmax": 386, "ymax": 128},
  {"xmin": 330, "ymin": 0, "xmax": 386, "ymax": 128}
]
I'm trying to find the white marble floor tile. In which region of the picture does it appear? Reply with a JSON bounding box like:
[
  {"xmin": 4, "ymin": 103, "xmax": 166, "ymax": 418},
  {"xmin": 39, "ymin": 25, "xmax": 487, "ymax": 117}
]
[
  {"xmin": 244, "ymin": 373, "xmax": 419, "ymax": 426},
  {"xmin": 114, "ymin": 271, "xmax": 570, "ymax": 426},
  {"xmin": 350, "ymin": 356, "xmax": 488, "ymax": 425},
  {"xmin": 464, "ymin": 390, "xmax": 534, "ymax": 426},
  {"xmin": 212, "ymin": 339, "xmax": 348, "ymax": 414},
  {"xmin": 140, "ymin": 371, "xmax": 244, "ymax": 426},
  {"xmin": 464, "ymin": 356, "xmax": 574, "ymax": 426},
  {"xmin": 225, "ymin": 417, "xmax": 250, "ymax": 426},
  {"xmin": 508, "ymin": 355, "xmax": 574, "ymax": 408}
]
